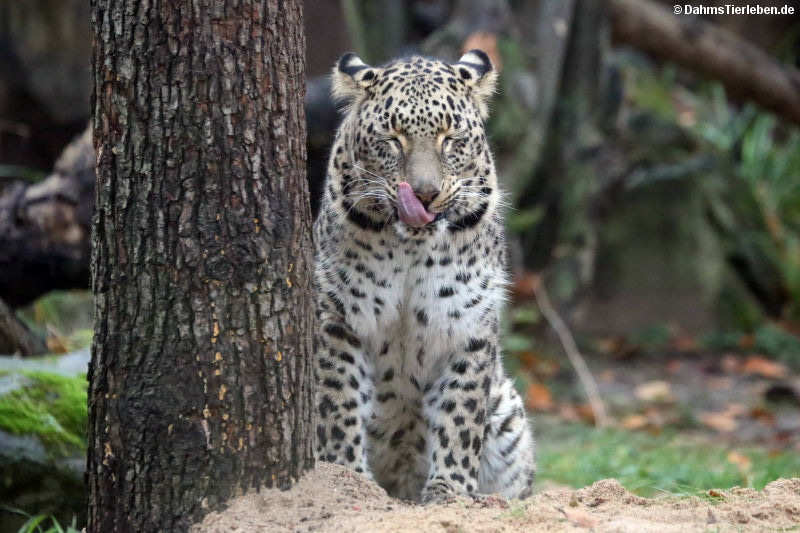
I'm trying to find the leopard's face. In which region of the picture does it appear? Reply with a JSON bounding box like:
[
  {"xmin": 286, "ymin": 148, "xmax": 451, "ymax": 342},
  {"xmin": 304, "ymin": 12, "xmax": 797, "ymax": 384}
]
[{"xmin": 332, "ymin": 52, "xmax": 498, "ymax": 229}]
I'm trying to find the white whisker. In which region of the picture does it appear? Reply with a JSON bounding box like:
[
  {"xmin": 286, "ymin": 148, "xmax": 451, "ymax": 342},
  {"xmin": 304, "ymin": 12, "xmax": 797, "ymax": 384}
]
[{"xmin": 352, "ymin": 164, "xmax": 390, "ymax": 183}]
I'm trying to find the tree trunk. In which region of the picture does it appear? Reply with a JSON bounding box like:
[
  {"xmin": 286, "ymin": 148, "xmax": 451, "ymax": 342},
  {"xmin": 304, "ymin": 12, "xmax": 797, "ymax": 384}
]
[
  {"xmin": 516, "ymin": 0, "xmax": 608, "ymax": 306},
  {"xmin": 506, "ymin": 0, "xmax": 575, "ymax": 201},
  {"xmin": 87, "ymin": 1, "xmax": 314, "ymax": 532}
]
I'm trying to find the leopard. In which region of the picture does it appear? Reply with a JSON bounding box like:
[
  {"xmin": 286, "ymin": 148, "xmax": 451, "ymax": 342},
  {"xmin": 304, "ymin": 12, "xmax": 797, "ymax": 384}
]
[{"xmin": 312, "ymin": 49, "xmax": 535, "ymax": 503}]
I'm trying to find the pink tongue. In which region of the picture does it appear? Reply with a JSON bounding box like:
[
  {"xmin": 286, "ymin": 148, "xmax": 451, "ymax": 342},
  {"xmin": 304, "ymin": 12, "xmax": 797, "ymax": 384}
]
[{"xmin": 397, "ymin": 182, "xmax": 436, "ymax": 227}]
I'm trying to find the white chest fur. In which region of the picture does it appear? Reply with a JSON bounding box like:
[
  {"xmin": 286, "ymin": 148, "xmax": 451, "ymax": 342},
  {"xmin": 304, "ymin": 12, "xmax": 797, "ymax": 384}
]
[{"xmin": 318, "ymin": 218, "xmax": 505, "ymax": 387}]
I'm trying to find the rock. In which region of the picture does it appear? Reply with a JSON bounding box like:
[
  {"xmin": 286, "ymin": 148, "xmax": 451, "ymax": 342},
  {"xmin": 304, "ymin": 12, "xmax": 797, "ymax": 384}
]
[
  {"xmin": 0, "ymin": 348, "xmax": 90, "ymax": 375},
  {"xmin": 0, "ymin": 372, "xmax": 31, "ymax": 396}
]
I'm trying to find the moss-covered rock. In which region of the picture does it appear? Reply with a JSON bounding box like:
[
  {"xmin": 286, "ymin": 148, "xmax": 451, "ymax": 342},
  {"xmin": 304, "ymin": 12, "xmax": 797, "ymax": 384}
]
[
  {"xmin": 0, "ymin": 371, "xmax": 86, "ymax": 454},
  {"xmin": 0, "ymin": 352, "xmax": 88, "ymax": 531}
]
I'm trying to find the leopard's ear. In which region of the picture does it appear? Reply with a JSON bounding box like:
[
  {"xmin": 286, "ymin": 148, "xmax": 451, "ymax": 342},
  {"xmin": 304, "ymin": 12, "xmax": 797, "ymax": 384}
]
[
  {"xmin": 454, "ymin": 49, "xmax": 498, "ymax": 119},
  {"xmin": 332, "ymin": 52, "xmax": 380, "ymax": 105}
]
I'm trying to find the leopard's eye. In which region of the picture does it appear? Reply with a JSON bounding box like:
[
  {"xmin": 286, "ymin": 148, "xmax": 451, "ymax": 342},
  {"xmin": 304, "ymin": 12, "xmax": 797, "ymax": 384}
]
[
  {"xmin": 382, "ymin": 138, "xmax": 403, "ymax": 152},
  {"xmin": 442, "ymin": 136, "xmax": 464, "ymax": 154}
]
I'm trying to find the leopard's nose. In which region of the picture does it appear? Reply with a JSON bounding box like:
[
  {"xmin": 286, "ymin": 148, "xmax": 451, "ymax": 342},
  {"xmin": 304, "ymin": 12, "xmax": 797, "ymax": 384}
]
[{"xmin": 415, "ymin": 187, "xmax": 441, "ymax": 209}]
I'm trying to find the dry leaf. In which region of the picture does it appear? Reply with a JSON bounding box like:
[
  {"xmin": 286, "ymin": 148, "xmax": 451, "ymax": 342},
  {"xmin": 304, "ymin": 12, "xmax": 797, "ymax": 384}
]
[
  {"xmin": 518, "ymin": 351, "xmax": 539, "ymax": 370},
  {"xmin": 525, "ymin": 383, "xmax": 554, "ymax": 411},
  {"xmin": 634, "ymin": 380, "xmax": 674, "ymax": 403},
  {"xmin": 576, "ymin": 403, "xmax": 596, "ymax": 424},
  {"xmin": 558, "ymin": 404, "xmax": 580, "ymax": 422},
  {"xmin": 707, "ymin": 376, "xmax": 734, "ymax": 391},
  {"xmin": 700, "ymin": 411, "xmax": 738, "ymax": 432},
  {"xmin": 749, "ymin": 406, "xmax": 776, "ymax": 425},
  {"xmin": 727, "ymin": 451, "xmax": 752, "ymax": 471},
  {"xmin": 534, "ymin": 359, "xmax": 561, "ymax": 379},
  {"xmin": 46, "ymin": 333, "xmax": 70, "ymax": 354},
  {"xmin": 643, "ymin": 406, "xmax": 670, "ymax": 431},
  {"xmin": 672, "ymin": 334, "xmax": 697, "ymax": 351},
  {"xmin": 511, "ymin": 273, "xmax": 540, "ymax": 300},
  {"xmin": 595, "ymin": 336, "xmax": 639, "ymax": 359},
  {"xmin": 621, "ymin": 414, "xmax": 648, "ymax": 430},
  {"xmin": 594, "ymin": 337, "xmax": 619, "ymax": 354},
  {"xmin": 738, "ymin": 334, "xmax": 755, "ymax": 350},
  {"xmin": 560, "ymin": 507, "xmax": 597, "ymax": 529},
  {"xmin": 723, "ymin": 403, "xmax": 747, "ymax": 417},
  {"xmin": 518, "ymin": 352, "xmax": 560, "ymax": 378},
  {"xmin": 721, "ymin": 354, "xmax": 741, "ymax": 373},
  {"xmin": 599, "ymin": 369, "xmax": 616, "ymax": 383},
  {"xmin": 741, "ymin": 356, "xmax": 787, "ymax": 379},
  {"xmin": 666, "ymin": 359, "xmax": 682, "ymax": 374}
]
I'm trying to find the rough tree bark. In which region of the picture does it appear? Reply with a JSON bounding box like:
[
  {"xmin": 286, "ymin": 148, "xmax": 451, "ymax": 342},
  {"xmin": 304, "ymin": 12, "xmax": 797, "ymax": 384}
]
[{"xmin": 87, "ymin": 1, "xmax": 314, "ymax": 532}]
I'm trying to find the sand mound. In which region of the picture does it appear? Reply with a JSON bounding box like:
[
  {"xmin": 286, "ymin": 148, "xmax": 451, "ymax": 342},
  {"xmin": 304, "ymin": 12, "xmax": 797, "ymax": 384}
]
[{"xmin": 194, "ymin": 463, "xmax": 800, "ymax": 532}]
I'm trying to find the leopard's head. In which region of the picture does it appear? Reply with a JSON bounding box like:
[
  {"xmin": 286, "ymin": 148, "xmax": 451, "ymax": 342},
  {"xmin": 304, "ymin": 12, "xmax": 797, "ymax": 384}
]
[{"xmin": 331, "ymin": 50, "xmax": 499, "ymax": 231}]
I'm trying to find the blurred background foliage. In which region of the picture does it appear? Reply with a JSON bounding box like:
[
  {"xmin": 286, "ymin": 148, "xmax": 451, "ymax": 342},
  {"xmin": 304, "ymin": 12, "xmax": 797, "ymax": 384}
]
[{"xmin": 1, "ymin": 0, "xmax": 799, "ymax": 530}]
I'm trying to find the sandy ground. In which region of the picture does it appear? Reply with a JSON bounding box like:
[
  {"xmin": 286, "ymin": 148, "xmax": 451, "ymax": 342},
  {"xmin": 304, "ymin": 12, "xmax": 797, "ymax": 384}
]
[{"xmin": 194, "ymin": 463, "xmax": 800, "ymax": 532}]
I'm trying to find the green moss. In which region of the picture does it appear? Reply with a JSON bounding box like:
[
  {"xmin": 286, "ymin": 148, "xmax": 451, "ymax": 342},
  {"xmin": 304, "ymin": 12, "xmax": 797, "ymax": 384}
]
[{"xmin": 0, "ymin": 371, "xmax": 87, "ymax": 455}]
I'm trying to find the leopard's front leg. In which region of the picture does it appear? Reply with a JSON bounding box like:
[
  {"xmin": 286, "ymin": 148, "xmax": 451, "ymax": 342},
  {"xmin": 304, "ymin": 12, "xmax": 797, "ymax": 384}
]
[
  {"xmin": 314, "ymin": 311, "xmax": 374, "ymax": 479},
  {"xmin": 421, "ymin": 335, "xmax": 495, "ymax": 503}
]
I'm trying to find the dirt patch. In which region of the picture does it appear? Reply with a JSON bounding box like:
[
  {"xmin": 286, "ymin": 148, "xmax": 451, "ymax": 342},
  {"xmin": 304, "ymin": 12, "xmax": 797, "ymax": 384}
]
[{"xmin": 194, "ymin": 463, "xmax": 800, "ymax": 532}]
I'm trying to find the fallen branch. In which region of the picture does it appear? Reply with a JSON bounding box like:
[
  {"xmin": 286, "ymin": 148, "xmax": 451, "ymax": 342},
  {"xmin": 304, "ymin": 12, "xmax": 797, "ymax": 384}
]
[
  {"xmin": 533, "ymin": 277, "xmax": 609, "ymax": 427},
  {"xmin": 607, "ymin": 0, "xmax": 800, "ymax": 125},
  {"xmin": 0, "ymin": 296, "xmax": 47, "ymax": 356},
  {"xmin": 0, "ymin": 127, "xmax": 93, "ymax": 308}
]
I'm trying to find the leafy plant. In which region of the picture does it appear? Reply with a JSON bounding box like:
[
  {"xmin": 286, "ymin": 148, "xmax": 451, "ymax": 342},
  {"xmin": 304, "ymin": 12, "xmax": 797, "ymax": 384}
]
[
  {"xmin": 624, "ymin": 61, "xmax": 800, "ymax": 327},
  {"xmin": 754, "ymin": 322, "xmax": 800, "ymax": 367},
  {"xmin": 695, "ymin": 90, "xmax": 800, "ymax": 323},
  {"xmin": 1, "ymin": 507, "xmax": 81, "ymax": 533}
]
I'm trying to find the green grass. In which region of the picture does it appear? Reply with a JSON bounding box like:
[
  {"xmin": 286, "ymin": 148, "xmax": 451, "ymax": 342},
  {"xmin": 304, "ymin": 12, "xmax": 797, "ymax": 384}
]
[
  {"xmin": 0, "ymin": 371, "xmax": 87, "ymax": 455},
  {"xmin": 1, "ymin": 508, "xmax": 81, "ymax": 533},
  {"xmin": 537, "ymin": 419, "xmax": 800, "ymax": 496}
]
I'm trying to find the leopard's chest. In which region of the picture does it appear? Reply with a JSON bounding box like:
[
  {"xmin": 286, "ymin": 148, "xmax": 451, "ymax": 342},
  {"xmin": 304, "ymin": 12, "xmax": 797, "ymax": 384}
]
[{"xmin": 336, "ymin": 225, "xmax": 503, "ymax": 371}]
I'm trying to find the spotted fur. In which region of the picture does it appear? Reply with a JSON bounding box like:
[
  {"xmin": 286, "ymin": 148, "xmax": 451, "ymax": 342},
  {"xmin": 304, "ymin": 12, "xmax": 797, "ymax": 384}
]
[{"xmin": 313, "ymin": 50, "xmax": 535, "ymax": 503}]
